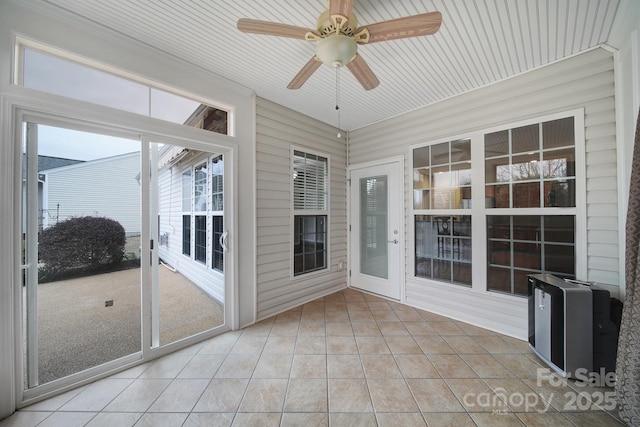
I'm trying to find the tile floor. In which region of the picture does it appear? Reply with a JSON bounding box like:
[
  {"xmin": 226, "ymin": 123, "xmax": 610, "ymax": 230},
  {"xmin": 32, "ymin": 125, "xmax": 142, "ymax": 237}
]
[{"xmin": 0, "ymin": 289, "xmax": 625, "ymax": 427}]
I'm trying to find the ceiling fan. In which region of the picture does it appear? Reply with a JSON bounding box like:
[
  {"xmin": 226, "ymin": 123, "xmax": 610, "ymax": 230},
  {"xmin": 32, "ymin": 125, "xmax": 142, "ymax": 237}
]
[{"xmin": 237, "ymin": 0, "xmax": 442, "ymax": 90}]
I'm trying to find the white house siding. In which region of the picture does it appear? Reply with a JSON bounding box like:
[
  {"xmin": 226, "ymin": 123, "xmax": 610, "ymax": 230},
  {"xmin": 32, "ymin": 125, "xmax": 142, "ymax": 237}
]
[
  {"xmin": 157, "ymin": 152, "xmax": 224, "ymax": 303},
  {"xmin": 347, "ymin": 48, "xmax": 618, "ymax": 339},
  {"xmin": 255, "ymin": 97, "xmax": 348, "ymax": 320},
  {"xmin": 43, "ymin": 152, "xmax": 141, "ymax": 235}
]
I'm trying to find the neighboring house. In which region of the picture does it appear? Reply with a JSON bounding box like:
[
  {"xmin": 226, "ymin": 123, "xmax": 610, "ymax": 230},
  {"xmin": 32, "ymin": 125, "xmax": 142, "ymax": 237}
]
[
  {"xmin": 156, "ymin": 146, "xmax": 225, "ymax": 302},
  {"xmin": 41, "ymin": 152, "xmax": 141, "ymax": 235},
  {"xmin": 21, "ymin": 155, "xmax": 83, "ymax": 234}
]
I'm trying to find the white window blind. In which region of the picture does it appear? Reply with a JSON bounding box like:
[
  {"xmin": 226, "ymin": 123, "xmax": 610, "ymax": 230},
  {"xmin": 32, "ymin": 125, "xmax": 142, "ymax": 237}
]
[{"xmin": 293, "ymin": 150, "xmax": 328, "ymax": 211}]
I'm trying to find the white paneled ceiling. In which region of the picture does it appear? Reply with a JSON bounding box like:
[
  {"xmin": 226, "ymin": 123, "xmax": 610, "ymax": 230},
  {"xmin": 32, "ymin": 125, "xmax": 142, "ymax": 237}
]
[{"xmin": 31, "ymin": 0, "xmax": 620, "ymax": 130}]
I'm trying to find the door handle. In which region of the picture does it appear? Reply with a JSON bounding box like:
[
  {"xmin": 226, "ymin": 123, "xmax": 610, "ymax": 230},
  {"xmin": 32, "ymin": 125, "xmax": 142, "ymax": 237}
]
[
  {"xmin": 387, "ymin": 239, "xmax": 398, "ymax": 244},
  {"xmin": 220, "ymin": 231, "xmax": 229, "ymax": 251}
]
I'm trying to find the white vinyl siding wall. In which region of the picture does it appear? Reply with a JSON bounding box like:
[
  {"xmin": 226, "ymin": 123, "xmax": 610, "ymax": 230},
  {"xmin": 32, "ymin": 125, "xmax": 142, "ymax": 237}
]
[
  {"xmin": 157, "ymin": 154, "xmax": 224, "ymax": 302},
  {"xmin": 348, "ymin": 48, "xmax": 618, "ymax": 339},
  {"xmin": 256, "ymin": 98, "xmax": 347, "ymax": 320},
  {"xmin": 43, "ymin": 152, "xmax": 140, "ymax": 235}
]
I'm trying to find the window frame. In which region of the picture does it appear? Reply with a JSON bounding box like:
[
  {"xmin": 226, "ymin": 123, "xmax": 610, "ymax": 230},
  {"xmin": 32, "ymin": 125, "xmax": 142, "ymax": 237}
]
[
  {"xmin": 14, "ymin": 36, "xmax": 233, "ymax": 136},
  {"xmin": 180, "ymin": 154, "xmax": 225, "ymax": 272},
  {"xmin": 290, "ymin": 146, "xmax": 330, "ymax": 278},
  {"xmin": 410, "ymin": 109, "xmax": 586, "ymax": 297}
]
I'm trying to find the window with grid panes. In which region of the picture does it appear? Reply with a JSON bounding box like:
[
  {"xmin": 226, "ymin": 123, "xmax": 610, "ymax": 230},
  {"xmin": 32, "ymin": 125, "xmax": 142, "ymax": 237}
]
[
  {"xmin": 485, "ymin": 117, "xmax": 577, "ymax": 296},
  {"xmin": 413, "ymin": 139, "xmax": 472, "ymax": 287},
  {"xmin": 292, "ymin": 150, "xmax": 328, "ymax": 276}
]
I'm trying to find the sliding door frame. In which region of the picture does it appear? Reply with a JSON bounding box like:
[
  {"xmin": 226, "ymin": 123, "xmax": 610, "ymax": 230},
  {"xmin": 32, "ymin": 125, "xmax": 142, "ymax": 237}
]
[{"xmin": 8, "ymin": 94, "xmax": 238, "ymax": 407}]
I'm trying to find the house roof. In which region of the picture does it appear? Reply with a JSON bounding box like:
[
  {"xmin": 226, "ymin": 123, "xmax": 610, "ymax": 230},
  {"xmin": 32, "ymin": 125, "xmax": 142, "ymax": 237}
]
[
  {"xmin": 21, "ymin": 154, "xmax": 84, "ymax": 176},
  {"xmin": 19, "ymin": 0, "xmax": 637, "ymax": 131}
]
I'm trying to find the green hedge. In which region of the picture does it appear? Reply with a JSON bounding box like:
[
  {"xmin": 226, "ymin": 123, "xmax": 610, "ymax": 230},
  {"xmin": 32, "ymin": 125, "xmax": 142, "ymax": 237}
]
[{"xmin": 39, "ymin": 216, "xmax": 126, "ymax": 281}]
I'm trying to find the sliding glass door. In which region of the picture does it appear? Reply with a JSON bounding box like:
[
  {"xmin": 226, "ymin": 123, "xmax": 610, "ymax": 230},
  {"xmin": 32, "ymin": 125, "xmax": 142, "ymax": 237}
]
[{"xmin": 21, "ymin": 120, "xmax": 230, "ymax": 397}]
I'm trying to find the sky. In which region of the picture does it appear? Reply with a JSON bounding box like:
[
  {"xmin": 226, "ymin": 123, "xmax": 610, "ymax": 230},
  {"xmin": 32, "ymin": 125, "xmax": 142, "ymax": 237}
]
[{"xmin": 24, "ymin": 48, "xmax": 202, "ymax": 161}]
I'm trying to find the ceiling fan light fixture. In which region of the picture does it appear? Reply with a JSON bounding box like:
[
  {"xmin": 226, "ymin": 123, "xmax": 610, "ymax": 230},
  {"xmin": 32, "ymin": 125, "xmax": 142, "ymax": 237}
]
[{"xmin": 316, "ymin": 34, "xmax": 357, "ymax": 68}]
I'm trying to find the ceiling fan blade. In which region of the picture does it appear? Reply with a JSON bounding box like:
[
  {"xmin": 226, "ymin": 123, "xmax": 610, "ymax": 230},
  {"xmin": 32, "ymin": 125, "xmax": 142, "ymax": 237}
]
[
  {"xmin": 330, "ymin": 0, "xmax": 355, "ymax": 19},
  {"xmin": 288, "ymin": 57, "xmax": 322, "ymax": 89},
  {"xmin": 346, "ymin": 53, "xmax": 379, "ymax": 90},
  {"xmin": 237, "ymin": 18, "xmax": 315, "ymax": 40},
  {"xmin": 362, "ymin": 11, "xmax": 442, "ymax": 43}
]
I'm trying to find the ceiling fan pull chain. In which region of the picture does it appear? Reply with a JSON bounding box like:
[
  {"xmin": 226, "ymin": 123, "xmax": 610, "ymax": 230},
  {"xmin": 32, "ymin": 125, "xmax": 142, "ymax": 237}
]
[{"xmin": 336, "ymin": 67, "xmax": 342, "ymax": 138}]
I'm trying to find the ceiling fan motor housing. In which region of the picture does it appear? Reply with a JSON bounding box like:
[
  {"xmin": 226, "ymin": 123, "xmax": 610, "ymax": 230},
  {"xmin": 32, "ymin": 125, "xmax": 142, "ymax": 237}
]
[{"xmin": 317, "ymin": 9, "xmax": 358, "ymax": 36}]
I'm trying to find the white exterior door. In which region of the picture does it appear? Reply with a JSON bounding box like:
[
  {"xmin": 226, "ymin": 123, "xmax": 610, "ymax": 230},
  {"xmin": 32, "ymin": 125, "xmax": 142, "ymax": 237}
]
[{"xmin": 349, "ymin": 157, "xmax": 404, "ymax": 300}]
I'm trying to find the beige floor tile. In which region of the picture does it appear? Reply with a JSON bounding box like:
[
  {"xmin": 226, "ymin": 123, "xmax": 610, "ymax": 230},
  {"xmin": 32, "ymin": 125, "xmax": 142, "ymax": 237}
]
[
  {"xmin": 85, "ymin": 412, "xmax": 143, "ymax": 427},
  {"xmin": 269, "ymin": 321, "xmax": 299, "ymax": 336},
  {"xmin": 283, "ymin": 378, "xmax": 327, "ymax": 412},
  {"xmin": 324, "ymin": 310, "xmax": 349, "ymax": 322},
  {"xmin": 231, "ymin": 413, "xmax": 281, "ymax": 427},
  {"xmin": 361, "ymin": 354, "xmax": 402, "ymax": 378},
  {"xmin": 414, "ymin": 335, "xmax": 456, "ymax": 354},
  {"xmin": 351, "ymin": 321, "xmax": 382, "ymax": 336},
  {"xmin": 430, "ymin": 321, "xmax": 466, "ymax": 336},
  {"xmin": 394, "ymin": 354, "xmax": 440, "ymax": 378},
  {"xmin": 446, "ymin": 378, "xmax": 505, "ymax": 413},
  {"xmin": 460, "ymin": 354, "xmax": 516, "ymax": 378},
  {"xmin": 484, "ymin": 378, "xmax": 553, "ymax": 413},
  {"xmin": 429, "ymin": 354, "xmax": 478, "ymax": 378},
  {"xmin": 240, "ymin": 320, "xmax": 273, "ymax": 336},
  {"xmin": 104, "ymin": 379, "xmax": 172, "ymax": 412},
  {"xmin": 183, "ymin": 413, "xmax": 234, "ymax": 427},
  {"xmin": 59, "ymin": 379, "xmax": 132, "ymax": 412},
  {"xmin": 229, "ymin": 335, "xmax": 267, "ymax": 355},
  {"xmin": 473, "ymin": 335, "xmax": 521, "ymax": 354},
  {"xmin": 328, "ymin": 379, "xmax": 373, "ymax": 412},
  {"xmin": 14, "ymin": 289, "xmax": 598, "ymax": 427},
  {"xmin": 377, "ymin": 321, "xmax": 409, "ymax": 336},
  {"xmin": 443, "ymin": 335, "xmax": 489, "ymax": 354},
  {"xmin": 326, "ymin": 336, "xmax": 358, "ymax": 354},
  {"xmin": 405, "ymin": 378, "xmax": 465, "ymax": 412},
  {"xmin": 298, "ymin": 322, "xmax": 326, "ymax": 336},
  {"xmin": 355, "ymin": 336, "xmax": 391, "ymax": 354},
  {"xmin": 252, "ymin": 354, "xmax": 293, "ymax": 378},
  {"xmin": 346, "ymin": 301, "xmax": 369, "ymax": 311},
  {"xmin": 494, "ymin": 354, "xmax": 545, "ymax": 379},
  {"xmin": 348, "ymin": 310, "xmax": 375, "ymax": 321},
  {"xmin": 290, "ymin": 354, "xmax": 326, "ymax": 378},
  {"xmin": 422, "ymin": 412, "xmax": 476, "ymax": 427},
  {"xmin": 367, "ymin": 301, "xmax": 392, "ymax": 311},
  {"xmin": 22, "ymin": 385, "xmax": 87, "ymax": 412},
  {"xmin": 192, "ymin": 379, "xmax": 248, "ymax": 412},
  {"xmin": 371, "ymin": 310, "xmax": 400, "ymax": 322},
  {"xmin": 198, "ymin": 332, "xmax": 241, "ymax": 354},
  {"xmin": 215, "ymin": 354, "xmax": 259, "ymax": 378},
  {"xmin": 177, "ymin": 354, "xmax": 225, "ymax": 379},
  {"xmin": 368, "ymin": 378, "xmax": 419, "ymax": 412},
  {"xmin": 325, "ymin": 321, "xmax": 353, "ymax": 336},
  {"xmin": 262, "ymin": 336, "xmax": 296, "ymax": 354},
  {"xmin": 327, "ymin": 354, "xmax": 364, "ymax": 378},
  {"xmin": 403, "ymin": 321, "xmax": 438, "ymax": 336},
  {"xmin": 281, "ymin": 412, "xmax": 329, "ymax": 427},
  {"xmin": 562, "ymin": 411, "xmax": 626, "ymax": 426},
  {"xmin": 300, "ymin": 309, "xmax": 325, "ymax": 323},
  {"xmin": 36, "ymin": 412, "xmax": 96, "ymax": 427},
  {"xmin": 470, "ymin": 412, "xmax": 525, "ymax": 427},
  {"xmin": 295, "ymin": 336, "xmax": 326, "ymax": 354},
  {"xmin": 394, "ymin": 309, "xmax": 425, "ymax": 322},
  {"xmin": 376, "ymin": 412, "xmax": 426, "ymax": 427},
  {"xmin": 384, "ymin": 336, "xmax": 423, "ymax": 354},
  {"xmin": 330, "ymin": 413, "xmax": 376, "ymax": 426},
  {"xmin": 515, "ymin": 412, "xmax": 574, "ymax": 426},
  {"xmin": 238, "ymin": 379, "xmax": 287, "ymax": 412},
  {"xmin": 148, "ymin": 379, "xmax": 210, "ymax": 412}
]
